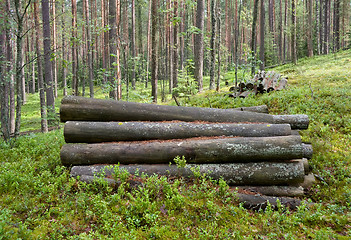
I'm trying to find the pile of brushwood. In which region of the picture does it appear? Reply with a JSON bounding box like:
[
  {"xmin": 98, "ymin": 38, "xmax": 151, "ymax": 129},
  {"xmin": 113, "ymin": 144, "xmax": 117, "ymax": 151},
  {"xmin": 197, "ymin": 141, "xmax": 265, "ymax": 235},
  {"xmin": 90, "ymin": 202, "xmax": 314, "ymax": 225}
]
[
  {"xmin": 229, "ymin": 71, "xmax": 288, "ymax": 98},
  {"xmin": 60, "ymin": 96, "xmax": 314, "ymax": 210}
]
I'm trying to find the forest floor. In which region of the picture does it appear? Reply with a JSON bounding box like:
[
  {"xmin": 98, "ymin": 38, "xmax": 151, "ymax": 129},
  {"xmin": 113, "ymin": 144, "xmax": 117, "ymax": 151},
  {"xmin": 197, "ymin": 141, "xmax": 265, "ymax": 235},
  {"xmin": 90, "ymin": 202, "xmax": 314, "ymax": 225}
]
[{"xmin": 0, "ymin": 49, "xmax": 350, "ymax": 239}]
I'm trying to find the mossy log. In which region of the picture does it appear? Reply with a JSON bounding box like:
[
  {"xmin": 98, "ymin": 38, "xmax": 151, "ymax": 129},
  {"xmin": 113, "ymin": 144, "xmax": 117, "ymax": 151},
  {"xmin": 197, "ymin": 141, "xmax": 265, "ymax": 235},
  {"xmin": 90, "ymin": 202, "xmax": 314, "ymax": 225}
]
[
  {"xmin": 238, "ymin": 186, "xmax": 304, "ymax": 197},
  {"xmin": 70, "ymin": 161, "xmax": 305, "ymax": 186},
  {"xmin": 232, "ymin": 105, "xmax": 269, "ymax": 114},
  {"xmin": 64, "ymin": 121, "xmax": 292, "ymax": 143},
  {"xmin": 237, "ymin": 193, "xmax": 302, "ymax": 210},
  {"xmin": 60, "ymin": 96, "xmax": 309, "ymax": 129},
  {"xmin": 61, "ymin": 135, "xmax": 313, "ymax": 165}
]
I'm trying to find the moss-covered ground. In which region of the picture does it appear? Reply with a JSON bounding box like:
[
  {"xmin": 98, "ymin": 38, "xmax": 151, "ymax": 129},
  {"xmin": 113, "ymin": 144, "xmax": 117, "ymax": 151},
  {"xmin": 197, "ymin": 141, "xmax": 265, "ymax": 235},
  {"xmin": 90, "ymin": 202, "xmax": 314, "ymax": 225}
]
[{"xmin": 0, "ymin": 50, "xmax": 350, "ymax": 239}]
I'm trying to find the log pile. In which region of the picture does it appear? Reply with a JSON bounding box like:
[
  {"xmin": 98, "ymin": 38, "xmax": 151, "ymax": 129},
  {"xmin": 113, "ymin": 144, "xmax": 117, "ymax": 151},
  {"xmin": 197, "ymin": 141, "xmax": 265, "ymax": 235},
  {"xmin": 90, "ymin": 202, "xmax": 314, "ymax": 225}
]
[
  {"xmin": 229, "ymin": 71, "xmax": 288, "ymax": 98},
  {"xmin": 60, "ymin": 96, "xmax": 314, "ymax": 209}
]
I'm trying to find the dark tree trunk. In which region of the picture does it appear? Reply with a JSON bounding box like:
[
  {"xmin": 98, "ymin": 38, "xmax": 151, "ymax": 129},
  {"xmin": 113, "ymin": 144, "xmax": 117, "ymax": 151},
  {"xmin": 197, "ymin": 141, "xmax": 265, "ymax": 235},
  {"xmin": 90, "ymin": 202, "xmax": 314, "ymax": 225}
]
[
  {"xmin": 71, "ymin": 0, "xmax": 78, "ymax": 95},
  {"xmin": 60, "ymin": 96, "xmax": 310, "ymax": 129},
  {"xmin": 61, "ymin": 135, "xmax": 311, "ymax": 165},
  {"xmin": 0, "ymin": 1, "xmax": 10, "ymax": 140},
  {"xmin": 70, "ymin": 160, "xmax": 306, "ymax": 186},
  {"xmin": 34, "ymin": 0, "xmax": 48, "ymax": 133},
  {"xmin": 63, "ymin": 121, "xmax": 292, "ymax": 143},
  {"xmin": 334, "ymin": 0, "xmax": 340, "ymax": 51},
  {"xmin": 131, "ymin": 0, "xmax": 136, "ymax": 89},
  {"xmin": 251, "ymin": 0, "xmax": 259, "ymax": 76},
  {"xmin": 194, "ymin": 0, "xmax": 204, "ymax": 92},
  {"xmin": 84, "ymin": 0, "xmax": 94, "ymax": 98},
  {"xmin": 61, "ymin": 1, "xmax": 67, "ymax": 96},
  {"xmin": 209, "ymin": 0, "xmax": 216, "ymax": 90},
  {"xmin": 172, "ymin": 0, "xmax": 178, "ymax": 91},
  {"xmin": 307, "ymin": 0, "xmax": 313, "ymax": 57},
  {"xmin": 259, "ymin": 0, "xmax": 265, "ymax": 70},
  {"xmin": 151, "ymin": 0, "xmax": 158, "ymax": 102},
  {"xmin": 41, "ymin": 0, "xmax": 56, "ymax": 125},
  {"xmin": 291, "ymin": 0, "xmax": 297, "ymax": 64}
]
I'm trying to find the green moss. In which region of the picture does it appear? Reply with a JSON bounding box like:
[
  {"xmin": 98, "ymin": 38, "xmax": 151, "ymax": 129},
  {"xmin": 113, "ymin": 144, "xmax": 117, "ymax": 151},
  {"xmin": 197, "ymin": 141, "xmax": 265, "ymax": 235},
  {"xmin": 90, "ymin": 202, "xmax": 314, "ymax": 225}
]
[{"xmin": 0, "ymin": 49, "xmax": 350, "ymax": 238}]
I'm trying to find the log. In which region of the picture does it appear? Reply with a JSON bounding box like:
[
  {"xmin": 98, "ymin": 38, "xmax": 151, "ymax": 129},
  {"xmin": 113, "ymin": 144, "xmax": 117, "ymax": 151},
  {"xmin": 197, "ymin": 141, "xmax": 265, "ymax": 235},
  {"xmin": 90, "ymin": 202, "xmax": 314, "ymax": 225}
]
[
  {"xmin": 233, "ymin": 105, "xmax": 269, "ymax": 114},
  {"xmin": 70, "ymin": 161, "xmax": 305, "ymax": 186},
  {"xmin": 61, "ymin": 135, "xmax": 313, "ymax": 165},
  {"xmin": 64, "ymin": 122, "xmax": 292, "ymax": 143},
  {"xmin": 239, "ymin": 91, "xmax": 252, "ymax": 98},
  {"xmin": 275, "ymin": 78, "xmax": 288, "ymax": 91},
  {"xmin": 236, "ymin": 193, "xmax": 302, "ymax": 210},
  {"xmin": 237, "ymin": 186, "xmax": 304, "ymax": 197},
  {"xmin": 60, "ymin": 96, "xmax": 309, "ymax": 129}
]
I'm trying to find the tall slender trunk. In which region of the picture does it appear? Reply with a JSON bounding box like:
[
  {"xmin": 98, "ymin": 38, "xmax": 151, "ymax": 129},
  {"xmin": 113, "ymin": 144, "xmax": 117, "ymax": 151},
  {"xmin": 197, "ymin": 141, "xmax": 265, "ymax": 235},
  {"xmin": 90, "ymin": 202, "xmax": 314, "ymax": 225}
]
[
  {"xmin": 307, "ymin": 0, "xmax": 313, "ymax": 57},
  {"xmin": 251, "ymin": 0, "xmax": 259, "ymax": 76},
  {"xmin": 172, "ymin": 0, "xmax": 178, "ymax": 90},
  {"xmin": 51, "ymin": 0, "xmax": 57, "ymax": 98},
  {"xmin": 151, "ymin": 0, "xmax": 158, "ymax": 102},
  {"xmin": 259, "ymin": 0, "xmax": 265, "ymax": 70},
  {"xmin": 84, "ymin": 0, "xmax": 94, "ymax": 98},
  {"xmin": 42, "ymin": 0, "xmax": 56, "ymax": 125},
  {"xmin": 131, "ymin": 0, "xmax": 136, "ymax": 89},
  {"xmin": 14, "ymin": 0, "xmax": 24, "ymax": 136},
  {"xmin": 34, "ymin": 0, "xmax": 48, "ymax": 133},
  {"xmin": 194, "ymin": 0, "xmax": 204, "ymax": 92},
  {"xmin": 291, "ymin": 0, "xmax": 297, "ymax": 64},
  {"xmin": 62, "ymin": 1, "xmax": 67, "ymax": 96},
  {"xmin": 0, "ymin": 1, "xmax": 10, "ymax": 140},
  {"xmin": 323, "ymin": 0, "xmax": 330, "ymax": 54},
  {"xmin": 216, "ymin": 2, "xmax": 221, "ymax": 92},
  {"xmin": 6, "ymin": 0, "xmax": 15, "ymax": 135},
  {"xmin": 334, "ymin": 0, "xmax": 340, "ymax": 51},
  {"xmin": 108, "ymin": 0, "xmax": 121, "ymax": 100},
  {"xmin": 209, "ymin": 0, "xmax": 216, "ymax": 90},
  {"xmin": 71, "ymin": 0, "xmax": 78, "ymax": 95}
]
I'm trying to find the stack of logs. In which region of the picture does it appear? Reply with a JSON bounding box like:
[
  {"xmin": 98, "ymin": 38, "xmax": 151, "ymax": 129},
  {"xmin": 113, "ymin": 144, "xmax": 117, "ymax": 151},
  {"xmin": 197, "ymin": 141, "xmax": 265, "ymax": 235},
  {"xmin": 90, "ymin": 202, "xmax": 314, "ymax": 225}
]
[
  {"xmin": 60, "ymin": 96, "xmax": 314, "ymax": 209},
  {"xmin": 229, "ymin": 71, "xmax": 288, "ymax": 98}
]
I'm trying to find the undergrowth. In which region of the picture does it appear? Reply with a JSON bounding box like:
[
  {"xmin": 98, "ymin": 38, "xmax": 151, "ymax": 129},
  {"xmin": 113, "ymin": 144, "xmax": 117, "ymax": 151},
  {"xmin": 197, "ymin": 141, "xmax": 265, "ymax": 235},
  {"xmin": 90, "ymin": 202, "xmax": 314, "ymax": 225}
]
[{"xmin": 0, "ymin": 50, "xmax": 350, "ymax": 239}]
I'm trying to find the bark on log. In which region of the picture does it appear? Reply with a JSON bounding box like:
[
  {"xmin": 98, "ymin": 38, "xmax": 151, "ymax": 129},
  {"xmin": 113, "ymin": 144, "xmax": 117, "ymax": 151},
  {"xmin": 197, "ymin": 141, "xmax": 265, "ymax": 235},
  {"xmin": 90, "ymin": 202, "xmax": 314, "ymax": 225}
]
[
  {"xmin": 60, "ymin": 96, "xmax": 309, "ymax": 129},
  {"xmin": 275, "ymin": 78, "xmax": 288, "ymax": 91},
  {"xmin": 232, "ymin": 105, "xmax": 269, "ymax": 114},
  {"xmin": 237, "ymin": 186, "xmax": 304, "ymax": 197},
  {"xmin": 61, "ymin": 135, "xmax": 313, "ymax": 166},
  {"xmin": 239, "ymin": 91, "xmax": 251, "ymax": 98},
  {"xmin": 64, "ymin": 121, "xmax": 292, "ymax": 143},
  {"xmin": 70, "ymin": 161, "xmax": 305, "ymax": 185},
  {"xmin": 236, "ymin": 193, "xmax": 302, "ymax": 210}
]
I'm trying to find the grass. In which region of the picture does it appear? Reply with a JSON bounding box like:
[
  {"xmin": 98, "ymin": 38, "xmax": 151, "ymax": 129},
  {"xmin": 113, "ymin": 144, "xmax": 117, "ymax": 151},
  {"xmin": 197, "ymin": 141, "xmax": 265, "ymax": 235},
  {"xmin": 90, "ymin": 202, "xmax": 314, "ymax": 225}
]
[{"xmin": 1, "ymin": 49, "xmax": 351, "ymax": 239}]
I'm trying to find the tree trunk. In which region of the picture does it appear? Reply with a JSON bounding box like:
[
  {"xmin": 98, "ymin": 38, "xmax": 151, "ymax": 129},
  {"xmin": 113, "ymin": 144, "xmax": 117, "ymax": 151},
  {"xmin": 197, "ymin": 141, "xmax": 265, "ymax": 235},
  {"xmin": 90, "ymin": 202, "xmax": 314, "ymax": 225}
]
[
  {"xmin": 334, "ymin": 0, "xmax": 340, "ymax": 51},
  {"xmin": 84, "ymin": 0, "xmax": 94, "ymax": 98},
  {"xmin": 238, "ymin": 186, "xmax": 304, "ymax": 197},
  {"xmin": 61, "ymin": 1, "xmax": 67, "ymax": 96},
  {"xmin": 209, "ymin": 0, "xmax": 216, "ymax": 90},
  {"xmin": 172, "ymin": 0, "xmax": 178, "ymax": 91},
  {"xmin": 323, "ymin": 0, "xmax": 330, "ymax": 54},
  {"xmin": 69, "ymin": 160, "xmax": 306, "ymax": 185},
  {"xmin": 64, "ymin": 121, "xmax": 292, "ymax": 143},
  {"xmin": 131, "ymin": 0, "xmax": 136, "ymax": 90},
  {"xmin": 307, "ymin": 0, "xmax": 313, "ymax": 57},
  {"xmin": 251, "ymin": 0, "xmax": 259, "ymax": 76},
  {"xmin": 194, "ymin": 0, "xmax": 204, "ymax": 92},
  {"xmin": 259, "ymin": 0, "xmax": 265, "ymax": 70},
  {"xmin": 151, "ymin": 0, "xmax": 158, "ymax": 102},
  {"xmin": 42, "ymin": 0, "xmax": 56, "ymax": 126},
  {"xmin": 51, "ymin": 0, "xmax": 57, "ymax": 98},
  {"xmin": 0, "ymin": 2, "xmax": 9, "ymax": 141},
  {"xmin": 291, "ymin": 0, "xmax": 297, "ymax": 64},
  {"xmin": 34, "ymin": 0, "xmax": 48, "ymax": 133},
  {"xmin": 216, "ymin": 3, "xmax": 221, "ymax": 92},
  {"xmin": 60, "ymin": 96, "xmax": 310, "ymax": 129},
  {"xmin": 71, "ymin": 0, "xmax": 78, "ymax": 95},
  {"xmin": 14, "ymin": 0, "xmax": 25, "ymax": 136}
]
